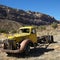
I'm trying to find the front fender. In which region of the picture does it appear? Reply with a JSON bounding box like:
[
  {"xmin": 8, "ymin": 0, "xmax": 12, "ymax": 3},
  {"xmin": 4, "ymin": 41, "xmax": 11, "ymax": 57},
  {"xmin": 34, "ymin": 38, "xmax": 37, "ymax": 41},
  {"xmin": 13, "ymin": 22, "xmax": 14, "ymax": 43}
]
[{"xmin": 20, "ymin": 39, "xmax": 32, "ymax": 52}]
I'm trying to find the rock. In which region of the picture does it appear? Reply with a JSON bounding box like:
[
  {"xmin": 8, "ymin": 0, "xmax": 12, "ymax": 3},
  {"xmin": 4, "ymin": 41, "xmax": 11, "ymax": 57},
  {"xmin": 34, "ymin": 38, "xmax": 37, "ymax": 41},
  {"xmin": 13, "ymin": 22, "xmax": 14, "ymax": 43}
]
[
  {"xmin": 0, "ymin": 5, "xmax": 60, "ymax": 32},
  {"xmin": 0, "ymin": 5, "xmax": 59, "ymax": 26}
]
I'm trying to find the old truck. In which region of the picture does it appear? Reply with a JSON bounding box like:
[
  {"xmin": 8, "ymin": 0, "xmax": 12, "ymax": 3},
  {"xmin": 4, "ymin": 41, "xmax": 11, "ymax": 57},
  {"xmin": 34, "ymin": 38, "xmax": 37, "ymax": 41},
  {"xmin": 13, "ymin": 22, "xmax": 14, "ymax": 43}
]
[{"xmin": 2, "ymin": 26, "xmax": 53, "ymax": 55}]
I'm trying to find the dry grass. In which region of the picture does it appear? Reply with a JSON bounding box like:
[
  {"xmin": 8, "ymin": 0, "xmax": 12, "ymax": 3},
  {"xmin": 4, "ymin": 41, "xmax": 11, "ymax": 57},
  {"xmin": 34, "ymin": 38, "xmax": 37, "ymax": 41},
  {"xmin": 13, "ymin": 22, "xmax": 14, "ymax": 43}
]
[
  {"xmin": 0, "ymin": 24, "xmax": 60, "ymax": 60},
  {"xmin": 37, "ymin": 24, "xmax": 60, "ymax": 36}
]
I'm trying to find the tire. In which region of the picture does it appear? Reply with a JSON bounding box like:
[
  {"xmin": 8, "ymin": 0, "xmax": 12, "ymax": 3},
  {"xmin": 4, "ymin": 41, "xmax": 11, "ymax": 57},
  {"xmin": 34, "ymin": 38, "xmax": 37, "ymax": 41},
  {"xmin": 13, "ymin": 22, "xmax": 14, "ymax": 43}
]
[
  {"xmin": 24, "ymin": 44, "xmax": 30, "ymax": 55},
  {"xmin": 20, "ymin": 39, "xmax": 32, "ymax": 54},
  {"xmin": 50, "ymin": 35, "xmax": 54, "ymax": 43},
  {"xmin": 48, "ymin": 35, "xmax": 54, "ymax": 43}
]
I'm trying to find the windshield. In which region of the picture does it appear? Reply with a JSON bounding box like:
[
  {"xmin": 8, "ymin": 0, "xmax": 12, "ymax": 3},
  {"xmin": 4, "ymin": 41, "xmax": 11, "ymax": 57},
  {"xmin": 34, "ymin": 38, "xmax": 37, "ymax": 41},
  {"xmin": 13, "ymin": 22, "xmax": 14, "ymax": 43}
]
[{"xmin": 18, "ymin": 29, "xmax": 29, "ymax": 33}]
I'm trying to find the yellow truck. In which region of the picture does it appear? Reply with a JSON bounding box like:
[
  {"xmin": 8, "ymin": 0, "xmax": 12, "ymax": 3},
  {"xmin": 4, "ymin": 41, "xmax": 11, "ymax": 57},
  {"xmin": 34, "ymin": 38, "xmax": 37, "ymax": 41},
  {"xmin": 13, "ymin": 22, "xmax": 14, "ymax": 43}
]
[{"xmin": 2, "ymin": 26, "xmax": 53, "ymax": 55}]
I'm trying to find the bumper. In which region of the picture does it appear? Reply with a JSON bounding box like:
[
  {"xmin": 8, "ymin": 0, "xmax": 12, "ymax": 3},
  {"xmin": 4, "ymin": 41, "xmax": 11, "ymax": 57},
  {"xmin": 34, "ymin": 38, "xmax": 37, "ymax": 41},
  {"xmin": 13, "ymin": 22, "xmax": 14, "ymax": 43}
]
[{"xmin": 2, "ymin": 49, "xmax": 22, "ymax": 53}]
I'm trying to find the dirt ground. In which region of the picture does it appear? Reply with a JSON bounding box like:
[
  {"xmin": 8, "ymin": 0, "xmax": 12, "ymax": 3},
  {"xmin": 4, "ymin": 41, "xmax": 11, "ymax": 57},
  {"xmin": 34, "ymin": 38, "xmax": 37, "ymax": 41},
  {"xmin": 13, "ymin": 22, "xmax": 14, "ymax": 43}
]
[{"xmin": 0, "ymin": 34, "xmax": 60, "ymax": 60}]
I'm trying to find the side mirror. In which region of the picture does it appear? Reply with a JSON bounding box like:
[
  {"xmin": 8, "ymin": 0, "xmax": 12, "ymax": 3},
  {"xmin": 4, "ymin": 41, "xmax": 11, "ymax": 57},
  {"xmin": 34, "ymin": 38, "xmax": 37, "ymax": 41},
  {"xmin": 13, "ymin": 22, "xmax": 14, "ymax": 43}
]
[{"xmin": 31, "ymin": 29, "xmax": 36, "ymax": 34}]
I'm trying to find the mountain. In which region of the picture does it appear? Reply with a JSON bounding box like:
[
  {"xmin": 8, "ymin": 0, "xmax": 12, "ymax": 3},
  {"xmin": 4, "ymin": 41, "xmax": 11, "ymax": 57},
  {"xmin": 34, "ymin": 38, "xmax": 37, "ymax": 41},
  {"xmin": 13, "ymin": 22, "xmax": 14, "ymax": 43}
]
[{"xmin": 0, "ymin": 5, "xmax": 59, "ymax": 32}]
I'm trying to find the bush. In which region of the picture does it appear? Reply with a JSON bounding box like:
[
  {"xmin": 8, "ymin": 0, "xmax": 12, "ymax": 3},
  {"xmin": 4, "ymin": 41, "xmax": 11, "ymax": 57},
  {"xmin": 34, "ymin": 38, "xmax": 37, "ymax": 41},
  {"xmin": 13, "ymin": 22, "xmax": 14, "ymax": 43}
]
[
  {"xmin": 11, "ymin": 30, "xmax": 17, "ymax": 33},
  {"xmin": 51, "ymin": 22, "xmax": 58, "ymax": 29},
  {"xmin": 0, "ymin": 29, "xmax": 8, "ymax": 33},
  {"xmin": 39, "ymin": 26, "xmax": 46, "ymax": 31}
]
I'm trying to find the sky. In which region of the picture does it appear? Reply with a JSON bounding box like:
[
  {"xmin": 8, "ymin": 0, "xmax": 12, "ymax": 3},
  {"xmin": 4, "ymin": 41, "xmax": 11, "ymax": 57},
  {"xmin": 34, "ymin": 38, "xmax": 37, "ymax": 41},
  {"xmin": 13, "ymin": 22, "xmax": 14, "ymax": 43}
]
[{"xmin": 0, "ymin": 0, "xmax": 60, "ymax": 20}]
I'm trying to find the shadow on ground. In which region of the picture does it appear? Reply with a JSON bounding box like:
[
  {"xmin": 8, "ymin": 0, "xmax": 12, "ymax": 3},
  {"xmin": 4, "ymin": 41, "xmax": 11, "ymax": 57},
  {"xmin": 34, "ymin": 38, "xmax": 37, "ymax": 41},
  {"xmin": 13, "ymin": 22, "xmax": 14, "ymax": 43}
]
[{"xmin": 7, "ymin": 47, "xmax": 54, "ymax": 58}]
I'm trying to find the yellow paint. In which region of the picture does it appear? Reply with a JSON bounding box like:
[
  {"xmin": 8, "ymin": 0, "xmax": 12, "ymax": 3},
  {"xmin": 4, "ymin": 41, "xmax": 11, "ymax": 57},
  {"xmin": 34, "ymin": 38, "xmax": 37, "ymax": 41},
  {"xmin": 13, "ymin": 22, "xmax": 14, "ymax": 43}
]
[{"xmin": 7, "ymin": 26, "xmax": 37, "ymax": 43}]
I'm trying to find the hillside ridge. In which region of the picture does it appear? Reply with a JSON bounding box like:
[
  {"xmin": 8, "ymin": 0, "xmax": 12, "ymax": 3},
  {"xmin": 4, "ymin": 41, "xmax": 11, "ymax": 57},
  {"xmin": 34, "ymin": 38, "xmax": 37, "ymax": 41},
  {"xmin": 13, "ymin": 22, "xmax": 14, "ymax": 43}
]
[
  {"xmin": 0, "ymin": 5, "xmax": 59, "ymax": 26},
  {"xmin": 0, "ymin": 5, "xmax": 59, "ymax": 32}
]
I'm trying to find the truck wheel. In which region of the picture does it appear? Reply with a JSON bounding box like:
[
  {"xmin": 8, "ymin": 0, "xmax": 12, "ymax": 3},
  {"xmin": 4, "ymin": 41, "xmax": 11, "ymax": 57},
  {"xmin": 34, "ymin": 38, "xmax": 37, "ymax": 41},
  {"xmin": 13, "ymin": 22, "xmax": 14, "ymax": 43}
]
[
  {"xmin": 24, "ymin": 44, "xmax": 30, "ymax": 55},
  {"xmin": 50, "ymin": 35, "xmax": 54, "ymax": 43},
  {"xmin": 20, "ymin": 39, "xmax": 31, "ymax": 54},
  {"xmin": 48, "ymin": 35, "xmax": 54, "ymax": 43}
]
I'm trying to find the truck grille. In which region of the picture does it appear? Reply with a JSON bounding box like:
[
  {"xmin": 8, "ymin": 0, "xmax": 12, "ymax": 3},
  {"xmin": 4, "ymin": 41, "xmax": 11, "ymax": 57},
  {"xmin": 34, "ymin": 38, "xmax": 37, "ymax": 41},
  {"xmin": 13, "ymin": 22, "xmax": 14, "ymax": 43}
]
[{"xmin": 4, "ymin": 40, "xmax": 16, "ymax": 50}]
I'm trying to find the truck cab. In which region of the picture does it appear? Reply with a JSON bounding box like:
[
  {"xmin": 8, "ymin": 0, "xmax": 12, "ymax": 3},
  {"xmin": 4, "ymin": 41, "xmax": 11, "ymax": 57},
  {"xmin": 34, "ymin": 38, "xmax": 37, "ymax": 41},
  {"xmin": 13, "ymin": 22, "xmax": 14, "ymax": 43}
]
[{"xmin": 18, "ymin": 26, "xmax": 37, "ymax": 43}]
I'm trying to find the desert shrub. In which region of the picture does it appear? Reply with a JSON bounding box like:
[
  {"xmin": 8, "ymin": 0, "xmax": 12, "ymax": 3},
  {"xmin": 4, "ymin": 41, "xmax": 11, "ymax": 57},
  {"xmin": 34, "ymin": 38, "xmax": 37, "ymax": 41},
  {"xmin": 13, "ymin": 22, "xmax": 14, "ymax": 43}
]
[
  {"xmin": 51, "ymin": 22, "xmax": 58, "ymax": 29},
  {"xmin": 39, "ymin": 26, "xmax": 46, "ymax": 31},
  {"xmin": 0, "ymin": 29, "xmax": 8, "ymax": 33},
  {"xmin": 11, "ymin": 30, "xmax": 17, "ymax": 33}
]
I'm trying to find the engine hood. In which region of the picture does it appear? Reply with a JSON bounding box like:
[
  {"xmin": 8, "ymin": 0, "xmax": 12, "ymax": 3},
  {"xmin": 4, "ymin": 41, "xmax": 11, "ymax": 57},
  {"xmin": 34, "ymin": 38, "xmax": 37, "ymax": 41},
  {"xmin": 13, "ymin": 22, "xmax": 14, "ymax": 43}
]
[{"xmin": 7, "ymin": 33, "xmax": 30, "ymax": 40}]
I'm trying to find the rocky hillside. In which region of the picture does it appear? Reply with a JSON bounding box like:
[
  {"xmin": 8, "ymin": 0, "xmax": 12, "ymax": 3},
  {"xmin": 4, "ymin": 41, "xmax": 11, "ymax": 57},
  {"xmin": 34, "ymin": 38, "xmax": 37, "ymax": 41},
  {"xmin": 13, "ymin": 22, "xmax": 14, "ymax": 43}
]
[
  {"xmin": 0, "ymin": 19, "xmax": 22, "ymax": 32},
  {"xmin": 0, "ymin": 5, "xmax": 59, "ymax": 25},
  {"xmin": 0, "ymin": 5, "xmax": 59, "ymax": 32}
]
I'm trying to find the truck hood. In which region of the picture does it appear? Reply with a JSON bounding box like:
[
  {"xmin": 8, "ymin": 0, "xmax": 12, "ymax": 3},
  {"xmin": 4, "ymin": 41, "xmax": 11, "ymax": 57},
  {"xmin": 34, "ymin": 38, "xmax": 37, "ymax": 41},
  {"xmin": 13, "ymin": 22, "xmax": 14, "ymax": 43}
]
[{"xmin": 7, "ymin": 33, "xmax": 30, "ymax": 40}]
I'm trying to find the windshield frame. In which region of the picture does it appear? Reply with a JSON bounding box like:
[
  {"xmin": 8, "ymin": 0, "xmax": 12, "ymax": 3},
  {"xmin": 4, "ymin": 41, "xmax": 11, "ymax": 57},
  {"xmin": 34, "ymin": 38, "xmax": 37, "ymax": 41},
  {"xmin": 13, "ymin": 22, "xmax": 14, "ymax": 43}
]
[{"xmin": 17, "ymin": 28, "xmax": 30, "ymax": 33}]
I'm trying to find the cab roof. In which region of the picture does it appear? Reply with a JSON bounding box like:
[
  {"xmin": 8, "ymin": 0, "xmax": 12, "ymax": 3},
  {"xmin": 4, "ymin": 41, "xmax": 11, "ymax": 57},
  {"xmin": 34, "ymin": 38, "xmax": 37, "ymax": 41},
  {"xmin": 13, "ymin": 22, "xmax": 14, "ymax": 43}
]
[{"xmin": 19, "ymin": 26, "xmax": 36, "ymax": 29}]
